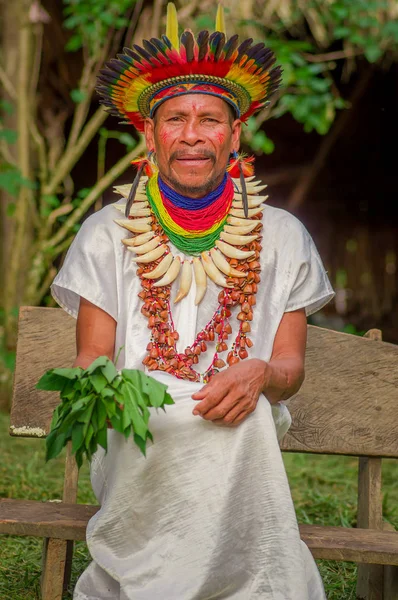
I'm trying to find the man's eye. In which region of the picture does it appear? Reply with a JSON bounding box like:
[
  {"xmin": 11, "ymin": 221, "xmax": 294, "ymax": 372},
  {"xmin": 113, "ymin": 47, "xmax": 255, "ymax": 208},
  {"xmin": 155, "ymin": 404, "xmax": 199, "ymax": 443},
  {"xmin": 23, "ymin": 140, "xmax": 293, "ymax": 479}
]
[
  {"xmin": 203, "ymin": 118, "xmax": 218, "ymax": 123},
  {"xmin": 169, "ymin": 117, "xmax": 182, "ymax": 122}
]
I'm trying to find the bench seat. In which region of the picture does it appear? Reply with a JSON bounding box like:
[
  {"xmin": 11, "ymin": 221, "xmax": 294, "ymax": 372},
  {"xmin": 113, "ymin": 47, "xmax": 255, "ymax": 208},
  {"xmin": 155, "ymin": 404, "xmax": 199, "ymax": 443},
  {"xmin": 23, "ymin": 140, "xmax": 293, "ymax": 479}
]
[
  {"xmin": 1, "ymin": 498, "xmax": 397, "ymax": 567},
  {"xmin": 0, "ymin": 498, "xmax": 98, "ymax": 541}
]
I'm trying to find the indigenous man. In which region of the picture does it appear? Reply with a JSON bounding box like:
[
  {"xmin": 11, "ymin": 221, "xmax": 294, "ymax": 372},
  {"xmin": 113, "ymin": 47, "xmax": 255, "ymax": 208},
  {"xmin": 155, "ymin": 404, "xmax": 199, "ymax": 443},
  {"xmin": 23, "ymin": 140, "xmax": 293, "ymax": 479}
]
[{"xmin": 52, "ymin": 5, "xmax": 334, "ymax": 599}]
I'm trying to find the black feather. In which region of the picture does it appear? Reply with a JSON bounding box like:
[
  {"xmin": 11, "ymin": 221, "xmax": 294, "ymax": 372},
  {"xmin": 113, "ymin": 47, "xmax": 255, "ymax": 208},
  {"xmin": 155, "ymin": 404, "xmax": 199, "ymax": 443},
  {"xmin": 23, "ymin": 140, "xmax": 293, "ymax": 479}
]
[
  {"xmin": 97, "ymin": 72, "xmax": 120, "ymax": 85},
  {"xmin": 236, "ymin": 38, "xmax": 253, "ymax": 61},
  {"xmin": 123, "ymin": 47, "xmax": 145, "ymax": 64},
  {"xmin": 143, "ymin": 39, "xmax": 161, "ymax": 58},
  {"xmin": 181, "ymin": 31, "xmax": 195, "ymax": 62},
  {"xmin": 133, "ymin": 44, "xmax": 152, "ymax": 62},
  {"xmin": 209, "ymin": 31, "xmax": 226, "ymax": 61},
  {"xmin": 162, "ymin": 35, "xmax": 173, "ymax": 50},
  {"xmin": 223, "ymin": 34, "xmax": 239, "ymax": 61},
  {"xmin": 109, "ymin": 59, "xmax": 130, "ymax": 74},
  {"xmin": 116, "ymin": 53, "xmax": 134, "ymax": 66},
  {"xmin": 246, "ymin": 43, "xmax": 264, "ymax": 59},
  {"xmin": 197, "ymin": 30, "xmax": 209, "ymax": 61},
  {"xmin": 150, "ymin": 37, "xmax": 170, "ymax": 58},
  {"xmin": 125, "ymin": 163, "xmax": 145, "ymax": 218}
]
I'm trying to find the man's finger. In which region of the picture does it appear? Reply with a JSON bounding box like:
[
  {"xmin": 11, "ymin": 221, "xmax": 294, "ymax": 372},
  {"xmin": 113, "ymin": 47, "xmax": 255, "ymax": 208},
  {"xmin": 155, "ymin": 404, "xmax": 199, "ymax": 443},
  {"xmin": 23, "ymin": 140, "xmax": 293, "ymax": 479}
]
[
  {"xmin": 222, "ymin": 402, "xmax": 247, "ymax": 425},
  {"xmin": 192, "ymin": 386, "xmax": 230, "ymax": 415},
  {"xmin": 198, "ymin": 394, "xmax": 241, "ymax": 421}
]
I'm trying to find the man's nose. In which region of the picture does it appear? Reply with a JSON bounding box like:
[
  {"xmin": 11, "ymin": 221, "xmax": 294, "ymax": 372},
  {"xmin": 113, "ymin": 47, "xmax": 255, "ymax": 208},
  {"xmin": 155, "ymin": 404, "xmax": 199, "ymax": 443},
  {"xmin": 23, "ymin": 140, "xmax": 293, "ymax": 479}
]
[{"xmin": 179, "ymin": 119, "xmax": 204, "ymax": 145}]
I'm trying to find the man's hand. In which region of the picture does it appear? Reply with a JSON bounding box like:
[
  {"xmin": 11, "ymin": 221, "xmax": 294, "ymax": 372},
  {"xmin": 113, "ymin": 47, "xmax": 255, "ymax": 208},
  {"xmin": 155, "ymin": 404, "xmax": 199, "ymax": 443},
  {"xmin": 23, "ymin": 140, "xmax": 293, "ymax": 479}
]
[
  {"xmin": 191, "ymin": 359, "xmax": 268, "ymax": 427},
  {"xmin": 191, "ymin": 309, "xmax": 307, "ymax": 427}
]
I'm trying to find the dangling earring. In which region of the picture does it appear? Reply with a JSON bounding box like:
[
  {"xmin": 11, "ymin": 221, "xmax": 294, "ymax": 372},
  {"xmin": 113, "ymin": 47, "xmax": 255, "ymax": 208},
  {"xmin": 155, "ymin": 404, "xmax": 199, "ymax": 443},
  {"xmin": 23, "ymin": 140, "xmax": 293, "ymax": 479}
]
[{"xmin": 125, "ymin": 150, "xmax": 155, "ymax": 218}]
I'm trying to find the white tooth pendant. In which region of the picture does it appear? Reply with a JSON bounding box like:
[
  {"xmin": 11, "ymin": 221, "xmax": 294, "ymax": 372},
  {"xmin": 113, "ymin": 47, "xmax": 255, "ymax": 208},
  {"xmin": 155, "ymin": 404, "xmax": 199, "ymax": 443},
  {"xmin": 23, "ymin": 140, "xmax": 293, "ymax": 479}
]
[
  {"xmin": 216, "ymin": 240, "xmax": 255, "ymax": 260},
  {"xmin": 200, "ymin": 252, "xmax": 234, "ymax": 287},
  {"xmin": 227, "ymin": 216, "xmax": 259, "ymax": 228},
  {"xmin": 126, "ymin": 236, "xmax": 161, "ymax": 255},
  {"xmin": 175, "ymin": 259, "xmax": 193, "ymax": 304},
  {"xmin": 114, "ymin": 218, "xmax": 152, "ymax": 233},
  {"xmin": 113, "ymin": 182, "xmax": 147, "ymax": 199},
  {"xmin": 131, "ymin": 244, "xmax": 167, "ymax": 263},
  {"xmin": 193, "ymin": 257, "xmax": 207, "ymax": 305},
  {"xmin": 210, "ymin": 248, "xmax": 247, "ymax": 278},
  {"xmin": 153, "ymin": 256, "xmax": 181, "ymax": 287},
  {"xmin": 122, "ymin": 231, "xmax": 154, "ymax": 247},
  {"xmin": 230, "ymin": 206, "xmax": 265, "ymax": 219},
  {"xmin": 232, "ymin": 195, "xmax": 268, "ymax": 208},
  {"xmin": 220, "ymin": 231, "xmax": 258, "ymax": 246},
  {"xmin": 114, "ymin": 203, "xmax": 151, "ymax": 217},
  {"xmin": 224, "ymin": 223, "xmax": 258, "ymax": 235},
  {"xmin": 142, "ymin": 252, "xmax": 173, "ymax": 279}
]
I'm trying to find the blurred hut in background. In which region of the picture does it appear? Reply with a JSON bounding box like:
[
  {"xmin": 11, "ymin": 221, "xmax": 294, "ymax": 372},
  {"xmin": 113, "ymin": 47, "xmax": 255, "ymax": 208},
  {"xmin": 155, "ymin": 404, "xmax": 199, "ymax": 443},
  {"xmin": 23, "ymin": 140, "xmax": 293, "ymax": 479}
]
[{"xmin": 1, "ymin": 0, "xmax": 397, "ymax": 408}]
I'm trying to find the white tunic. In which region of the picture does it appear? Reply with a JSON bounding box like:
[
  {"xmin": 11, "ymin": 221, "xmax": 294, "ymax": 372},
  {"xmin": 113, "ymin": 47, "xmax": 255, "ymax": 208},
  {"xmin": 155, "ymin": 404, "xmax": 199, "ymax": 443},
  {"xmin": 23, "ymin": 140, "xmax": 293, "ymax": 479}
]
[{"xmin": 52, "ymin": 198, "xmax": 334, "ymax": 600}]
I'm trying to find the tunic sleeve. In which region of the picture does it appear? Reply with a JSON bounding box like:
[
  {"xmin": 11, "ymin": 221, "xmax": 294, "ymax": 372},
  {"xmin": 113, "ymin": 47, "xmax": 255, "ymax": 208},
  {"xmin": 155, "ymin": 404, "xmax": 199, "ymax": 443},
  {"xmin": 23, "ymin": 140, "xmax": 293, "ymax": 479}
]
[
  {"xmin": 284, "ymin": 219, "xmax": 334, "ymax": 317},
  {"xmin": 51, "ymin": 207, "xmax": 120, "ymax": 321}
]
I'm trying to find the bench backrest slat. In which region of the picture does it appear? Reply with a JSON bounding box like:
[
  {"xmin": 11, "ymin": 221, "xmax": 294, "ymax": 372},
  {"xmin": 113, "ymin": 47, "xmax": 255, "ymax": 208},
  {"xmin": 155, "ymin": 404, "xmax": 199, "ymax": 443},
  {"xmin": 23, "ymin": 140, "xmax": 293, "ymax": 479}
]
[{"xmin": 11, "ymin": 307, "xmax": 398, "ymax": 458}]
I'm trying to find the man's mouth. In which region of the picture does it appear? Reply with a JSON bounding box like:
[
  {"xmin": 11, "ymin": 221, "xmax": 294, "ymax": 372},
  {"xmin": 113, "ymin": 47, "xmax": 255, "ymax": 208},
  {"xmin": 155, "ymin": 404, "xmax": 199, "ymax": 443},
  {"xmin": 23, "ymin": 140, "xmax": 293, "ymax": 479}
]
[
  {"xmin": 175, "ymin": 155, "xmax": 211, "ymax": 166},
  {"xmin": 175, "ymin": 154, "xmax": 210, "ymax": 165}
]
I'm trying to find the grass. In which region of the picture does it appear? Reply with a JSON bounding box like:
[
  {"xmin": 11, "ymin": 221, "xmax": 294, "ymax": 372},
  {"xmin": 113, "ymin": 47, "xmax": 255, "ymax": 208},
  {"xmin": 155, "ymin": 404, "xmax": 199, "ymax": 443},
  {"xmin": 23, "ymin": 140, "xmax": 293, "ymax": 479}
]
[{"xmin": 1, "ymin": 412, "xmax": 397, "ymax": 600}]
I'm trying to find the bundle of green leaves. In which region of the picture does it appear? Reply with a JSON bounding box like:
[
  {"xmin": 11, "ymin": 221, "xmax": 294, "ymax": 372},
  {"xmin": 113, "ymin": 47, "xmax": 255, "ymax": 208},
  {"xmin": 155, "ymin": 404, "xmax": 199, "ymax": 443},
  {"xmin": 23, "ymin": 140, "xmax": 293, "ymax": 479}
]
[{"xmin": 36, "ymin": 356, "xmax": 174, "ymax": 467}]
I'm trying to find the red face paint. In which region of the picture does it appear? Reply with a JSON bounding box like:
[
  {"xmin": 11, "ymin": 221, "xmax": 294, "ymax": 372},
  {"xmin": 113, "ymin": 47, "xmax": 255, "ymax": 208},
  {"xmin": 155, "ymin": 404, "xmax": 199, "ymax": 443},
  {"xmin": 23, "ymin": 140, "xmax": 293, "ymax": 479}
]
[{"xmin": 160, "ymin": 130, "xmax": 170, "ymax": 143}]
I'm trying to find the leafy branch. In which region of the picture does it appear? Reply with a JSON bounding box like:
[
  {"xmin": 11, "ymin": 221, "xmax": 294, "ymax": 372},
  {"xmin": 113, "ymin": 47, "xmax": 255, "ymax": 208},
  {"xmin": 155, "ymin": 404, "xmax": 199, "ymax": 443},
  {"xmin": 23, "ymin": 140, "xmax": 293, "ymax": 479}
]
[{"xmin": 37, "ymin": 356, "xmax": 174, "ymax": 467}]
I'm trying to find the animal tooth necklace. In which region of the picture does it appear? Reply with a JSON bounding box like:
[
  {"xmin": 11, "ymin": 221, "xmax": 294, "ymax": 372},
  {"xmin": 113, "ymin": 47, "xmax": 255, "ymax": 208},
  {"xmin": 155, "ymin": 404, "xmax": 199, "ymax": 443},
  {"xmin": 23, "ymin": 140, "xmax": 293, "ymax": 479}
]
[{"xmin": 113, "ymin": 171, "xmax": 265, "ymax": 383}]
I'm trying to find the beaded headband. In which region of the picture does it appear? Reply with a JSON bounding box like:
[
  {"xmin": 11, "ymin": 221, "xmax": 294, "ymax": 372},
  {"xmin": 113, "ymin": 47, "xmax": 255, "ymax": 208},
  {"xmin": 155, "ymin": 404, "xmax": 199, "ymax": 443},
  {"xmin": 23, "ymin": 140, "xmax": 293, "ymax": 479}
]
[{"xmin": 96, "ymin": 3, "xmax": 282, "ymax": 132}]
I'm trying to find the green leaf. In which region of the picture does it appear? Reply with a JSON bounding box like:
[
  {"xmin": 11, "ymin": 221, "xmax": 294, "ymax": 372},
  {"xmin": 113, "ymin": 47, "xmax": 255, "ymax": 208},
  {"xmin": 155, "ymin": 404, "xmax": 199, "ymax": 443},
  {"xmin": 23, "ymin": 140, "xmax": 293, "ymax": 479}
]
[
  {"xmin": 90, "ymin": 372, "xmax": 108, "ymax": 393},
  {"xmin": 6, "ymin": 203, "xmax": 16, "ymax": 217},
  {"xmin": 110, "ymin": 414, "xmax": 124, "ymax": 433},
  {"xmin": 45, "ymin": 430, "xmax": 67, "ymax": 461},
  {"xmin": 101, "ymin": 360, "xmax": 118, "ymax": 384},
  {"xmin": 133, "ymin": 432, "xmax": 147, "ymax": 456},
  {"xmin": 364, "ymin": 45, "xmax": 383, "ymax": 63},
  {"xmin": 97, "ymin": 425, "xmax": 108, "ymax": 451},
  {"xmin": 118, "ymin": 133, "xmax": 137, "ymax": 149},
  {"xmin": 96, "ymin": 400, "xmax": 108, "ymax": 430},
  {"xmin": 86, "ymin": 356, "xmax": 111, "ymax": 374},
  {"xmin": 71, "ymin": 422, "xmax": 85, "ymax": 454},
  {"xmin": 37, "ymin": 371, "xmax": 75, "ymax": 391},
  {"xmin": 0, "ymin": 129, "xmax": 18, "ymax": 144},
  {"xmin": 84, "ymin": 423, "xmax": 95, "ymax": 448},
  {"xmin": 52, "ymin": 367, "xmax": 83, "ymax": 380},
  {"xmin": 0, "ymin": 99, "xmax": 14, "ymax": 115},
  {"xmin": 70, "ymin": 89, "xmax": 87, "ymax": 104},
  {"xmin": 163, "ymin": 392, "xmax": 174, "ymax": 405}
]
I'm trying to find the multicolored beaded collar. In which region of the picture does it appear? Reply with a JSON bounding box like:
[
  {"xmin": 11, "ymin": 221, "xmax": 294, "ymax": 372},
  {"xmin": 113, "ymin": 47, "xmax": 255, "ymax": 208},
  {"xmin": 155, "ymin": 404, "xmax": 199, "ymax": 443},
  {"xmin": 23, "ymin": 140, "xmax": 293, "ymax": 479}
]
[{"xmin": 113, "ymin": 170, "xmax": 268, "ymax": 382}]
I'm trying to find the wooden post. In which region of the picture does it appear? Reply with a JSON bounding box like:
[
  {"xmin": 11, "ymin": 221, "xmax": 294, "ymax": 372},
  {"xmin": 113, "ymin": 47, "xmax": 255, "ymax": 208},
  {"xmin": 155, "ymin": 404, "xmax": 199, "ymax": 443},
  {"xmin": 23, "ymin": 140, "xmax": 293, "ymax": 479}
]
[
  {"xmin": 41, "ymin": 538, "xmax": 68, "ymax": 600},
  {"xmin": 41, "ymin": 443, "xmax": 79, "ymax": 599},
  {"xmin": 383, "ymin": 523, "xmax": 398, "ymax": 600},
  {"xmin": 356, "ymin": 329, "xmax": 384, "ymax": 600}
]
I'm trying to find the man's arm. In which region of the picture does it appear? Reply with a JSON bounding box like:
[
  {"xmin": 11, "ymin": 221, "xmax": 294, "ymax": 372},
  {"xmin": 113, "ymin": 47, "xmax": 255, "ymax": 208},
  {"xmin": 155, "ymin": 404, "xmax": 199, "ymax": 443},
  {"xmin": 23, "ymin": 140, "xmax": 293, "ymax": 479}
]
[
  {"xmin": 191, "ymin": 308, "xmax": 307, "ymax": 426},
  {"xmin": 74, "ymin": 297, "xmax": 117, "ymax": 369}
]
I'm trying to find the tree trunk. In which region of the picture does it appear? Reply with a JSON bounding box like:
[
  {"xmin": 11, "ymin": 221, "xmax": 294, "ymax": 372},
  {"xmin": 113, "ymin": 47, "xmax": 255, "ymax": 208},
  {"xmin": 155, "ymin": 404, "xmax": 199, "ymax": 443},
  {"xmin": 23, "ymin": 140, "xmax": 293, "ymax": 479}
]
[
  {"xmin": 0, "ymin": 3, "xmax": 20, "ymax": 410},
  {"xmin": 1, "ymin": 0, "xmax": 36, "ymax": 410}
]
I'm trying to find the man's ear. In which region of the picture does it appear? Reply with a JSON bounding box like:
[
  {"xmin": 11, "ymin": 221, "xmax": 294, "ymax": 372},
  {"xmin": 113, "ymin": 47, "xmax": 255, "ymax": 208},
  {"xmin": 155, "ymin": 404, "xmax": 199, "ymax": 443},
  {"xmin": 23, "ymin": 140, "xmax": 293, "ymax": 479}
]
[
  {"xmin": 231, "ymin": 119, "xmax": 242, "ymax": 154},
  {"xmin": 144, "ymin": 118, "xmax": 155, "ymax": 152}
]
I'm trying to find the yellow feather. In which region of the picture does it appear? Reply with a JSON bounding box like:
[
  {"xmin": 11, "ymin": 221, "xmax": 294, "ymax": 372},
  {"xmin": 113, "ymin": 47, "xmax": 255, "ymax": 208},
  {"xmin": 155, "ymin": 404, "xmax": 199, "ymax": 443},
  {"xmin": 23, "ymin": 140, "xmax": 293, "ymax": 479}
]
[
  {"xmin": 166, "ymin": 3, "xmax": 180, "ymax": 50},
  {"xmin": 215, "ymin": 4, "xmax": 226, "ymax": 35}
]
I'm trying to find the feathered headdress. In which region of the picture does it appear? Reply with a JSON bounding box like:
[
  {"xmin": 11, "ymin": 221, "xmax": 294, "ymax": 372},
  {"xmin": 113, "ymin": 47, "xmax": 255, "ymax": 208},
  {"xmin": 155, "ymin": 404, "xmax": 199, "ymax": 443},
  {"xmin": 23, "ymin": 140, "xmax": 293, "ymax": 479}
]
[{"xmin": 96, "ymin": 3, "xmax": 282, "ymax": 132}]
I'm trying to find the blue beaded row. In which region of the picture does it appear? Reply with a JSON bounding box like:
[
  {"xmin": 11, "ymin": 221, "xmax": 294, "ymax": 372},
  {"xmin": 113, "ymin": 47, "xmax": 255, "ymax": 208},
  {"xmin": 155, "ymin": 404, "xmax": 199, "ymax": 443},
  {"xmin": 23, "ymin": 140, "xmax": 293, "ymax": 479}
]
[{"xmin": 158, "ymin": 173, "xmax": 228, "ymax": 210}]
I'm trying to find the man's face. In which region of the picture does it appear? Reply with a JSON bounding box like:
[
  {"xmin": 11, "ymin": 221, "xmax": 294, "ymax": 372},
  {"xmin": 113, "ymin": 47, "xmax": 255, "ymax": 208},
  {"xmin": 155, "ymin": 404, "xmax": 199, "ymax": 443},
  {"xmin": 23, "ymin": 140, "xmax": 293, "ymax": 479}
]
[{"xmin": 144, "ymin": 94, "xmax": 241, "ymax": 198}]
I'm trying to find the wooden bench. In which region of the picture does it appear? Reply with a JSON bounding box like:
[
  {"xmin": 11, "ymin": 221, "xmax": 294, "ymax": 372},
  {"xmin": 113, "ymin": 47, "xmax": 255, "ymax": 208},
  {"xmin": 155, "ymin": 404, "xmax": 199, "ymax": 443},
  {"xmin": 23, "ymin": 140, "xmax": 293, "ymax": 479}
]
[{"xmin": 1, "ymin": 306, "xmax": 398, "ymax": 600}]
